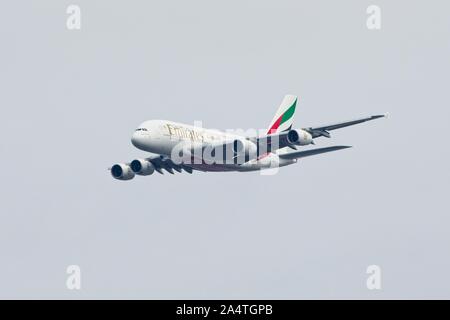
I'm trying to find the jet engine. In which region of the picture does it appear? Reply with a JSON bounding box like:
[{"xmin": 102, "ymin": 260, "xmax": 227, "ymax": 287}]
[
  {"xmin": 130, "ymin": 159, "xmax": 155, "ymax": 176},
  {"xmin": 110, "ymin": 163, "xmax": 135, "ymax": 180},
  {"xmin": 286, "ymin": 129, "xmax": 313, "ymax": 146}
]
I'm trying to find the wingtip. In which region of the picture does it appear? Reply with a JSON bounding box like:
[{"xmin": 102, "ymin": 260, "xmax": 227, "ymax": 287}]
[
  {"xmin": 372, "ymin": 114, "xmax": 386, "ymax": 120},
  {"xmin": 374, "ymin": 113, "xmax": 389, "ymax": 119},
  {"xmin": 331, "ymin": 145, "xmax": 352, "ymax": 151}
]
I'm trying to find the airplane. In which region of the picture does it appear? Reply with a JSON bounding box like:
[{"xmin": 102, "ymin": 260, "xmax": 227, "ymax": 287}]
[{"xmin": 110, "ymin": 95, "xmax": 386, "ymax": 180}]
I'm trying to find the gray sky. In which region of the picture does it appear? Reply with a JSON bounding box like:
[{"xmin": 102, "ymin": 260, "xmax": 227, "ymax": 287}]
[{"xmin": 0, "ymin": 0, "xmax": 449, "ymax": 299}]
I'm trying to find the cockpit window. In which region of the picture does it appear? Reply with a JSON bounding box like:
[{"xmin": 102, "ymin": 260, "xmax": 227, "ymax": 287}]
[{"xmin": 135, "ymin": 128, "xmax": 148, "ymax": 131}]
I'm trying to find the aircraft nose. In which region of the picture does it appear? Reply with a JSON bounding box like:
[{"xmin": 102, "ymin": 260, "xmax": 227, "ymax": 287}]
[{"xmin": 131, "ymin": 132, "xmax": 145, "ymax": 149}]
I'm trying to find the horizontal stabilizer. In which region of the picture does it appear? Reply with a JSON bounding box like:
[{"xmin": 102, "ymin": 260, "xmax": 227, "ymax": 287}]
[{"xmin": 278, "ymin": 145, "xmax": 351, "ymax": 160}]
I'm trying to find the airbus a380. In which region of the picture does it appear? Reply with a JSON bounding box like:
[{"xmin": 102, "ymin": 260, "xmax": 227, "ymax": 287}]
[{"xmin": 110, "ymin": 95, "xmax": 386, "ymax": 180}]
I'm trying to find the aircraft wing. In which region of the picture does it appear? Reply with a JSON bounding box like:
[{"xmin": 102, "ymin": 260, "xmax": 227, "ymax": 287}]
[
  {"xmin": 251, "ymin": 114, "xmax": 386, "ymax": 152},
  {"xmin": 147, "ymin": 155, "xmax": 194, "ymax": 174},
  {"xmin": 304, "ymin": 114, "xmax": 387, "ymax": 138},
  {"xmin": 278, "ymin": 145, "xmax": 351, "ymax": 160}
]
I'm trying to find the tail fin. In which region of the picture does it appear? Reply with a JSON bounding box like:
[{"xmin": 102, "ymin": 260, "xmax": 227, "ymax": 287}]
[{"xmin": 267, "ymin": 95, "xmax": 298, "ymax": 134}]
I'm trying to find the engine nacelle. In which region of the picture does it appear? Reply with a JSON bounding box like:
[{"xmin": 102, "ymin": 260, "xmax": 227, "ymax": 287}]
[
  {"xmin": 110, "ymin": 163, "xmax": 135, "ymax": 180},
  {"xmin": 232, "ymin": 139, "xmax": 258, "ymax": 159},
  {"xmin": 130, "ymin": 159, "xmax": 155, "ymax": 176},
  {"xmin": 287, "ymin": 129, "xmax": 313, "ymax": 146}
]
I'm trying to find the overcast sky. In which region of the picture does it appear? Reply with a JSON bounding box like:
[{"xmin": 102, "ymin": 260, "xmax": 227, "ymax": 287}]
[{"xmin": 1, "ymin": 0, "xmax": 449, "ymax": 299}]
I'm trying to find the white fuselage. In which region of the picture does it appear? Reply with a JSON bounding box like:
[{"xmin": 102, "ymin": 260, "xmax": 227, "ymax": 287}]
[{"xmin": 130, "ymin": 120, "xmax": 296, "ymax": 172}]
